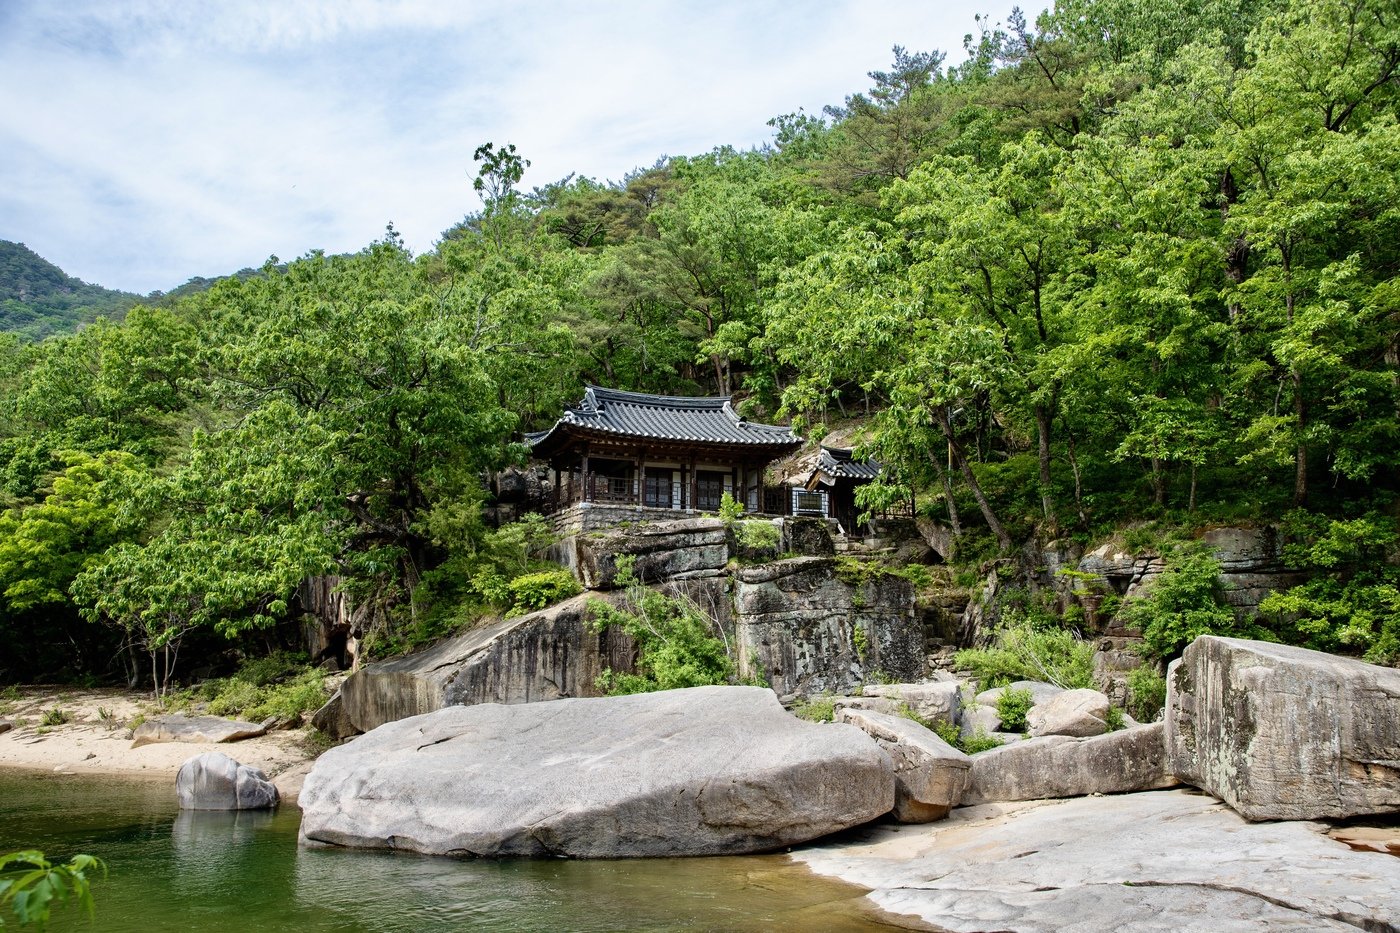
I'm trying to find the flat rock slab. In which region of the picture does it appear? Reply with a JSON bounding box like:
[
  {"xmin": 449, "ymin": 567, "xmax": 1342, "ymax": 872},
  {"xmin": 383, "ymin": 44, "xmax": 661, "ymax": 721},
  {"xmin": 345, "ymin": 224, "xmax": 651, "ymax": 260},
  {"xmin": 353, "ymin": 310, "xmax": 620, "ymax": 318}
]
[
  {"xmin": 963, "ymin": 723, "xmax": 1177, "ymax": 804},
  {"xmin": 131, "ymin": 714, "xmax": 267, "ymax": 748},
  {"xmin": 299, "ymin": 685, "xmax": 895, "ymax": 858},
  {"xmin": 1167, "ymin": 635, "xmax": 1400, "ymax": 821},
  {"xmin": 795, "ymin": 789, "xmax": 1400, "ymax": 932}
]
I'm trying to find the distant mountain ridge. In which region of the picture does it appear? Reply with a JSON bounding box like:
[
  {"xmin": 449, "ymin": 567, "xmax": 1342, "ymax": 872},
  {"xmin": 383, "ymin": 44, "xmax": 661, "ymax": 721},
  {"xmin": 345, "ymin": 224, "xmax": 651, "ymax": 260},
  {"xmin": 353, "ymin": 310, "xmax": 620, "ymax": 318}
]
[
  {"xmin": 0, "ymin": 240, "xmax": 142, "ymax": 340},
  {"xmin": 0, "ymin": 241, "xmax": 264, "ymax": 341}
]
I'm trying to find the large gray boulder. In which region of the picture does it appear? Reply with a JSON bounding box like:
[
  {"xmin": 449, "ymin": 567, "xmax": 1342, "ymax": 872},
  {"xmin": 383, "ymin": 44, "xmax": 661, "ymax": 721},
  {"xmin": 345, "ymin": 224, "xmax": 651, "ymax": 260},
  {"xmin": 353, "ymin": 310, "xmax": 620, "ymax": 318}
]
[
  {"xmin": 1166, "ymin": 635, "xmax": 1400, "ymax": 821},
  {"xmin": 835, "ymin": 708, "xmax": 969, "ymax": 821},
  {"xmin": 795, "ymin": 789, "xmax": 1400, "ymax": 932},
  {"xmin": 571, "ymin": 518, "xmax": 728, "ymax": 589},
  {"xmin": 1026, "ymin": 688, "xmax": 1111, "ymax": 738},
  {"xmin": 176, "ymin": 752, "xmax": 279, "ymax": 810},
  {"xmin": 338, "ymin": 593, "xmax": 637, "ymax": 734},
  {"xmin": 861, "ymin": 681, "xmax": 963, "ymax": 728},
  {"xmin": 962, "ymin": 723, "xmax": 1177, "ymax": 804},
  {"xmin": 299, "ymin": 685, "xmax": 895, "ymax": 858},
  {"xmin": 132, "ymin": 714, "xmax": 267, "ymax": 748}
]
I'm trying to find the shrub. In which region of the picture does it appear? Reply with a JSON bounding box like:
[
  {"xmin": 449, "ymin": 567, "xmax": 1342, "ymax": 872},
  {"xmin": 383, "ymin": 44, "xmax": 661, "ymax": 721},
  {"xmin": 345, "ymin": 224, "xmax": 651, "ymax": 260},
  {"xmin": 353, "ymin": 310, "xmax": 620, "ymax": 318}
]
[
  {"xmin": 506, "ymin": 570, "xmax": 581, "ymax": 616},
  {"xmin": 244, "ymin": 671, "xmax": 327, "ymax": 722},
  {"xmin": 995, "ymin": 687, "xmax": 1034, "ymax": 734},
  {"xmin": 39, "ymin": 708, "xmax": 68, "ymax": 727},
  {"xmin": 791, "ymin": 696, "xmax": 835, "ymax": 722},
  {"xmin": 1104, "ymin": 706, "xmax": 1126, "ymax": 731},
  {"xmin": 588, "ymin": 591, "xmax": 733, "ymax": 695},
  {"xmin": 931, "ymin": 719, "xmax": 1002, "ymax": 754},
  {"xmin": 205, "ymin": 666, "xmax": 328, "ymax": 724},
  {"xmin": 717, "ymin": 491, "xmax": 744, "ymax": 525},
  {"xmin": 1258, "ymin": 510, "xmax": 1400, "ymax": 662},
  {"xmin": 953, "ymin": 615, "xmax": 1094, "ymax": 690},
  {"xmin": 733, "ymin": 520, "xmax": 779, "ymax": 551},
  {"xmin": 1126, "ymin": 665, "xmax": 1167, "ymax": 722},
  {"xmin": 1119, "ymin": 544, "xmax": 1260, "ymax": 659}
]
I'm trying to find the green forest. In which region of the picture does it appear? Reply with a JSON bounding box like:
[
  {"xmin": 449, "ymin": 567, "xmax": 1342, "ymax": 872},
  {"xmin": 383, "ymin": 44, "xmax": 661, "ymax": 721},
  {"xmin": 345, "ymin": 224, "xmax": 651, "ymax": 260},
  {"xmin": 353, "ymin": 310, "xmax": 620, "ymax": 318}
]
[{"xmin": 2, "ymin": 0, "xmax": 1399, "ymax": 689}]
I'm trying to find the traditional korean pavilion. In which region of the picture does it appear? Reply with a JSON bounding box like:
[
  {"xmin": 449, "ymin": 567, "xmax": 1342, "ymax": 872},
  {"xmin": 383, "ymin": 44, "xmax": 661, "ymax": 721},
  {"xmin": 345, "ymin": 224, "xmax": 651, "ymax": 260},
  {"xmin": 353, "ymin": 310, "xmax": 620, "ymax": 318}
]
[
  {"xmin": 527, "ymin": 386, "xmax": 803, "ymax": 513},
  {"xmin": 795, "ymin": 446, "xmax": 884, "ymax": 532}
]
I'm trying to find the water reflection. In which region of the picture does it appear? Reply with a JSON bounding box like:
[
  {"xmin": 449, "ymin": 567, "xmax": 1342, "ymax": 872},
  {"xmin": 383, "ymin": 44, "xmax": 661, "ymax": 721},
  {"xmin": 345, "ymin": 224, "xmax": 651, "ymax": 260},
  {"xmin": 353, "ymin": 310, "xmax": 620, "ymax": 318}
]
[{"xmin": 2, "ymin": 771, "xmax": 904, "ymax": 932}]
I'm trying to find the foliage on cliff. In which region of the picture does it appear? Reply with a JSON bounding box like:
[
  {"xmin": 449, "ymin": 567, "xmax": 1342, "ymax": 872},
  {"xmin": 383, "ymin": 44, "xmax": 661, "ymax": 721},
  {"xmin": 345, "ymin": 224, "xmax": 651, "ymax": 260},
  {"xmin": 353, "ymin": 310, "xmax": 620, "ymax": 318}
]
[{"xmin": 3, "ymin": 0, "xmax": 1399, "ymax": 686}]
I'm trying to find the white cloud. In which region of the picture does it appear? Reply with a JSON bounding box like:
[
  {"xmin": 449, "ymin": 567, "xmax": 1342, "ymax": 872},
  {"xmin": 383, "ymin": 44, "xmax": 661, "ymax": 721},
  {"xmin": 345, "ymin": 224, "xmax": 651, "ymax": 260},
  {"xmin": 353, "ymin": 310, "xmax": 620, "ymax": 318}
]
[{"xmin": 0, "ymin": 0, "xmax": 1018, "ymax": 293}]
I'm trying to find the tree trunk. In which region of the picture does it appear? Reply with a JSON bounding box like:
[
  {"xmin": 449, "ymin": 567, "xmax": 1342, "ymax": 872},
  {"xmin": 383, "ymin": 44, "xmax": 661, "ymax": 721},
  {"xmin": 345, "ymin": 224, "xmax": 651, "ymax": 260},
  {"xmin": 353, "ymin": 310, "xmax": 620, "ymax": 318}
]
[
  {"xmin": 1283, "ymin": 241, "xmax": 1308, "ymax": 507},
  {"xmin": 1221, "ymin": 169, "xmax": 1249, "ymax": 323},
  {"xmin": 1034, "ymin": 402, "xmax": 1055, "ymax": 524},
  {"xmin": 1151, "ymin": 457, "xmax": 1165, "ymax": 506},
  {"xmin": 928, "ymin": 444, "xmax": 962, "ymax": 536},
  {"xmin": 1065, "ymin": 430, "xmax": 1088, "ymax": 528},
  {"xmin": 937, "ymin": 407, "xmax": 1013, "ymax": 552}
]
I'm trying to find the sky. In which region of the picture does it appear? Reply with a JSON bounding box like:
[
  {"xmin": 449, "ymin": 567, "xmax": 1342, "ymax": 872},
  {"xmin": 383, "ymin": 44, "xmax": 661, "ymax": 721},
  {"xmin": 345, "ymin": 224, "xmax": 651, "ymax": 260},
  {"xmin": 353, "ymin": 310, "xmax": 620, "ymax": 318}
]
[{"xmin": 1, "ymin": 0, "xmax": 1013, "ymax": 295}]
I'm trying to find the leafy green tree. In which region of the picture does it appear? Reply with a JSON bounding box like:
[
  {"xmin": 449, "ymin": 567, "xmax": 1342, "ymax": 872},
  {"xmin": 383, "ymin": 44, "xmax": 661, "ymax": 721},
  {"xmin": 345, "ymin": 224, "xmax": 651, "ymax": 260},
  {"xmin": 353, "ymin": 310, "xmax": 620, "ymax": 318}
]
[{"xmin": 0, "ymin": 850, "xmax": 104, "ymax": 928}]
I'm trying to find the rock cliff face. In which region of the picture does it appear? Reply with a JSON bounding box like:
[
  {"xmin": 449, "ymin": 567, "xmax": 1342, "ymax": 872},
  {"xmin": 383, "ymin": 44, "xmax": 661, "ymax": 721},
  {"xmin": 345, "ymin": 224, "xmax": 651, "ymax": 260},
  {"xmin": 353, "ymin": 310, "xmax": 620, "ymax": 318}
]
[
  {"xmin": 1076, "ymin": 526, "xmax": 1307, "ymax": 613},
  {"xmin": 733, "ymin": 557, "xmax": 921, "ymax": 696},
  {"xmin": 338, "ymin": 594, "xmax": 636, "ymax": 734},
  {"xmin": 334, "ymin": 518, "xmax": 927, "ymax": 736}
]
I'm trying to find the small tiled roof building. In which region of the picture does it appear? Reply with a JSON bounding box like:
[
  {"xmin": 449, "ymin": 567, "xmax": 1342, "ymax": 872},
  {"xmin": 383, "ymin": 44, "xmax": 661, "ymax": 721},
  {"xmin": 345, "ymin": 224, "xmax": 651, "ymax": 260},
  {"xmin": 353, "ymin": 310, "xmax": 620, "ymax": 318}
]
[{"xmin": 527, "ymin": 386, "xmax": 803, "ymax": 513}]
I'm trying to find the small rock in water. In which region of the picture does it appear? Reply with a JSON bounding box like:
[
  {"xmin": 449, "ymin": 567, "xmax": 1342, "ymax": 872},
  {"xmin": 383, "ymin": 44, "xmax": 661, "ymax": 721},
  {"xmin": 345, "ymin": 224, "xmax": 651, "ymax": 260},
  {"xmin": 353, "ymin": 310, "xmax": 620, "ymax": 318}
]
[{"xmin": 176, "ymin": 752, "xmax": 279, "ymax": 810}]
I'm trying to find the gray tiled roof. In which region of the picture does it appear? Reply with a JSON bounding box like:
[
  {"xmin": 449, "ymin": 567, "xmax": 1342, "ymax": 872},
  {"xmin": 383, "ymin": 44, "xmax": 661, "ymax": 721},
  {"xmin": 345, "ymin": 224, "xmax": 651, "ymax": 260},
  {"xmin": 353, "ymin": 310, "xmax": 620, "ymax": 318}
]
[
  {"xmin": 528, "ymin": 386, "xmax": 802, "ymax": 451},
  {"xmin": 816, "ymin": 446, "xmax": 882, "ymax": 480}
]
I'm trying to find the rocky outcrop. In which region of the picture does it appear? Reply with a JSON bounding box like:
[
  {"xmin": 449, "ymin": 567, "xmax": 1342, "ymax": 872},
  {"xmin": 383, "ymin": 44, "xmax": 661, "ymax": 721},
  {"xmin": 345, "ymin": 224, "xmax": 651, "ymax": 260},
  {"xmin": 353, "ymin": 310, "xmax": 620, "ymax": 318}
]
[
  {"xmin": 131, "ymin": 715, "xmax": 267, "ymax": 748},
  {"xmin": 780, "ymin": 517, "xmax": 836, "ymax": 557},
  {"xmin": 1166, "ymin": 635, "xmax": 1400, "ymax": 821},
  {"xmin": 337, "ymin": 593, "xmax": 636, "ymax": 735},
  {"xmin": 963, "ymin": 723, "xmax": 1177, "ymax": 803},
  {"xmin": 733, "ymin": 558, "xmax": 921, "ymax": 695},
  {"xmin": 1027, "ymin": 688, "xmax": 1111, "ymax": 738},
  {"xmin": 570, "ymin": 518, "xmax": 728, "ymax": 589},
  {"xmin": 835, "ymin": 707, "xmax": 969, "ymax": 821},
  {"xmin": 1077, "ymin": 526, "xmax": 1309, "ymax": 614},
  {"xmin": 176, "ymin": 752, "xmax": 279, "ymax": 810},
  {"xmin": 299, "ymin": 685, "xmax": 895, "ymax": 858},
  {"xmin": 795, "ymin": 789, "xmax": 1400, "ymax": 932}
]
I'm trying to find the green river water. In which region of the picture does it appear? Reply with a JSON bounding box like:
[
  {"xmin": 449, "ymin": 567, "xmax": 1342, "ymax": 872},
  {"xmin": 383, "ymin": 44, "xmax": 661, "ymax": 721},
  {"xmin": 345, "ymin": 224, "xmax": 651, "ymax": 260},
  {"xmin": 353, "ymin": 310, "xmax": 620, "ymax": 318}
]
[{"xmin": 0, "ymin": 769, "xmax": 908, "ymax": 932}]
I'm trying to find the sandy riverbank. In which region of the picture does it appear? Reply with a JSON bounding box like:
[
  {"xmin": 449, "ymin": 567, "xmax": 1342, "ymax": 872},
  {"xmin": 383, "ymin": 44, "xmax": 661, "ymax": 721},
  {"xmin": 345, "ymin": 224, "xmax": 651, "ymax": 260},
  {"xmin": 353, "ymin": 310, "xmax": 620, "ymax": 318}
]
[{"xmin": 0, "ymin": 687, "xmax": 318, "ymax": 802}]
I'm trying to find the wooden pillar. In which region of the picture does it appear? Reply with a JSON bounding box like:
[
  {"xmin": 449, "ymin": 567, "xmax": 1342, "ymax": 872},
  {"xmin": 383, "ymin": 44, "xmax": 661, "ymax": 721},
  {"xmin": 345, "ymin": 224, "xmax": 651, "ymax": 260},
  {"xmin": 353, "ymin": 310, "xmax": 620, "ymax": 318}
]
[
  {"xmin": 636, "ymin": 447, "xmax": 646, "ymax": 506},
  {"xmin": 689, "ymin": 453, "xmax": 698, "ymax": 512},
  {"xmin": 739, "ymin": 463, "xmax": 748, "ymax": 513},
  {"xmin": 581, "ymin": 442, "xmax": 591, "ymax": 503}
]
